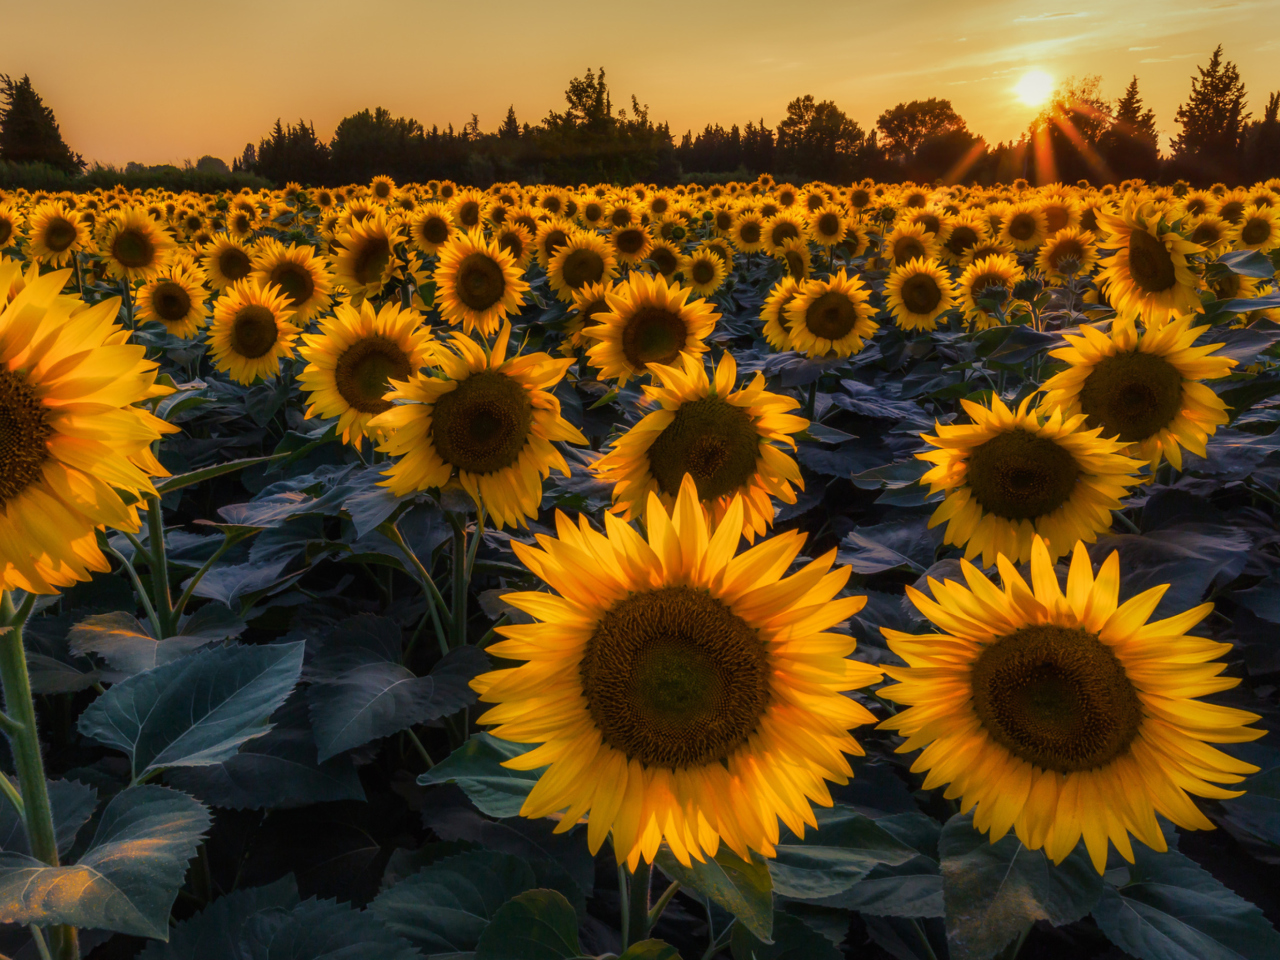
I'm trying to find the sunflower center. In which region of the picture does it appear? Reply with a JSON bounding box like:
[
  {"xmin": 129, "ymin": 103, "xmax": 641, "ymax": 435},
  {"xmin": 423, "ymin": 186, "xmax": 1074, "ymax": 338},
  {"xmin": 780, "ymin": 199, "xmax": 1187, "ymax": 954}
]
[
  {"xmin": 418, "ymin": 217, "xmax": 447, "ymax": 246},
  {"xmin": 1190, "ymin": 222, "xmax": 1221, "ymax": 247},
  {"xmin": 971, "ymin": 624, "xmax": 1142, "ymax": 773},
  {"xmin": 1008, "ymin": 213, "xmax": 1037, "ymax": 241},
  {"xmin": 1219, "ymin": 201, "xmax": 1244, "ymax": 224},
  {"xmin": 353, "ymin": 235, "xmax": 392, "ymax": 286},
  {"xmin": 621, "ymin": 307, "xmax": 688, "ymax": 370},
  {"xmin": 770, "ymin": 221, "xmax": 801, "ymax": 245},
  {"xmin": 574, "ymin": 297, "xmax": 608, "ymax": 327},
  {"xmin": 1127, "ymin": 228, "xmax": 1177, "ymax": 294},
  {"xmin": 44, "ymin": 217, "xmax": 78, "ymax": 253},
  {"xmin": 152, "ymin": 281, "xmax": 192, "ymax": 322},
  {"xmin": 893, "ymin": 236, "xmax": 926, "ymax": 263},
  {"xmin": 783, "ymin": 250, "xmax": 807, "ymax": 278},
  {"xmin": 1078, "ymin": 350, "xmax": 1184, "ymax": 443},
  {"xmin": 218, "ymin": 247, "xmax": 252, "ymax": 282},
  {"xmin": 229, "ymin": 305, "xmax": 279, "ymax": 359},
  {"xmin": 647, "ymin": 396, "xmax": 761, "ymax": 500},
  {"xmin": 650, "ymin": 246, "xmax": 679, "ymax": 276},
  {"xmin": 966, "ymin": 429, "xmax": 1079, "ymax": 521},
  {"xmin": 270, "ymin": 262, "xmax": 315, "ymax": 306},
  {"xmin": 738, "ymin": 223, "xmax": 761, "ymax": 245},
  {"xmin": 541, "ymin": 229, "xmax": 569, "ymax": 259},
  {"xmin": 715, "ymin": 210, "xmax": 733, "ymax": 232},
  {"xmin": 581, "ymin": 585, "xmax": 770, "ymax": 769},
  {"xmin": 805, "ymin": 291, "xmax": 859, "ymax": 340},
  {"xmin": 457, "ymin": 201, "xmax": 481, "ymax": 227},
  {"xmin": 0, "ymin": 220, "xmax": 12, "ymax": 246},
  {"xmin": 0, "ymin": 368, "xmax": 52, "ymax": 508},
  {"xmin": 454, "ymin": 252, "xmax": 506, "ymax": 312},
  {"xmin": 615, "ymin": 228, "xmax": 646, "ymax": 254},
  {"xmin": 334, "ymin": 336, "xmax": 412, "ymax": 415},
  {"xmin": 946, "ymin": 226, "xmax": 978, "ymax": 256},
  {"xmin": 112, "ymin": 228, "xmax": 155, "ymax": 269},
  {"xmin": 900, "ymin": 274, "xmax": 942, "ymax": 315},
  {"xmin": 1241, "ymin": 218, "xmax": 1271, "ymax": 246},
  {"xmin": 1049, "ymin": 238, "xmax": 1086, "ymax": 270},
  {"xmin": 691, "ymin": 260, "xmax": 717, "ymax": 285},
  {"xmin": 429, "ymin": 371, "xmax": 533, "ymax": 475},
  {"xmin": 561, "ymin": 249, "xmax": 605, "ymax": 289}
]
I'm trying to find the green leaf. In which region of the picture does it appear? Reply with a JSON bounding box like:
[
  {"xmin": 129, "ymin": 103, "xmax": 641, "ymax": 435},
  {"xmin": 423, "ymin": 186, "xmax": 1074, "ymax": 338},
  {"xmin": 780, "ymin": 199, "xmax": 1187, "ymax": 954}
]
[
  {"xmin": 655, "ymin": 845, "xmax": 773, "ymax": 941},
  {"xmin": 370, "ymin": 850, "xmax": 539, "ymax": 954},
  {"xmin": 619, "ymin": 939, "xmax": 681, "ymax": 960},
  {"xmin": 0, "ymin": 779, "xmax": 98, "ymax": 857},
  {"xmin": 418, "ymin": 733, "xmax": 541, "ymax": 817},
  {"xmin": 1092, "ymin": 838, "xmax": 1280, "ymax": 960},
  {"xmin": 69, "ymin": 611, "xmax": 221, "ymax": 676},
  {"xmin": 940, "ymin": 813, "xmax": 1103, "ymax": 960},
  {"xmin": 730, "ymin": 911, "xmax": 841, "ymax": 960},
  {"xmin": 770, "ymin": 805, "xmax": 923, "ymax": 901},
  {"xmin": 78, "ymin": 641, "xmax": 304, "ymax": 782},
  {"xmin": 1214, "ymin": 249, "xmax": 1278, "ymax": 279},
  {"xmin": 136, "ymin": 874, "xmax": 300, "ymax": 959},
  {"xmin": 239, "ymin": 894, "xmax": 422, "ymax": 960},
  {"xmin": 473, "ymin": 888, "xmax": 583, "ymax": 960},
  {"xmin": 154, "ymin": 453, "xmax": 290, "ymax": 495},
  {"xmin": 0, "ymin": 785, "xmax": 211, "ymax": 939}
]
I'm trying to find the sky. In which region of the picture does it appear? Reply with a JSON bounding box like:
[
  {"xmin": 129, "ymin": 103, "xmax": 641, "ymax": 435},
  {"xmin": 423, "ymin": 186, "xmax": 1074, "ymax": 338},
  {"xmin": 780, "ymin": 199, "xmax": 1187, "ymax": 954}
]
[{"xmin": 4, "ymin": 0, "xmax": 1279, "ymax": 168}]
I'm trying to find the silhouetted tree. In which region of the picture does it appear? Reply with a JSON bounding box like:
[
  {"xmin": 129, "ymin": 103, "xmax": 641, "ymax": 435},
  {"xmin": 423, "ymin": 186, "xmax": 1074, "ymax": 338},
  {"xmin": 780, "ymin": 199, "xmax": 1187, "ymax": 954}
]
[
  {"xmin": 1171, "ymin": 45, "xmax": 1249, "ymax": 183},
  {"xmin": 877, "ymin": 99, "xmax": 967, "ymax": 159},
  {"xmin": 1100, "ymin": 77, "xmax": 1160, "ymax": 182},
  {"xmin": 329, "ymin": 107, "xmax": 426, "ymax": 183},
  {"xmin": 0, "ymin": 74, "xmax": 84, "ymax": 173},
  {"xmin": 1026, "ymin": 76, "xmax": 1112, "ymax": 184},
  {"xmin": 774, "ymin": 95, "xmax": 866, "ymax": 181},
  {"xmin": 254, "ymin": 119, "xmax": 330, "ymax": 186},
  {"xmin": 499, "ymin": 106, "xmax": 521, "ymax": 140}
]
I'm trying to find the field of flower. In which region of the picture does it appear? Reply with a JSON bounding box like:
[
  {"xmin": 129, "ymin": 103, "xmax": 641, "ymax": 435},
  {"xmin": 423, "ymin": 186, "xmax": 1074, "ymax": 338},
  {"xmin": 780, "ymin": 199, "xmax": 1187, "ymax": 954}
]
[{"xmin": 0, "ymin": 174, "xmax": 1279, "ymax": 960}]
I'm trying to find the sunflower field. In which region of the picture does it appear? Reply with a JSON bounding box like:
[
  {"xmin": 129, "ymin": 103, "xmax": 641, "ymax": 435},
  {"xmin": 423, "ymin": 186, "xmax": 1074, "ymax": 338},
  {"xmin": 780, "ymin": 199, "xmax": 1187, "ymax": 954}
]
[{"xmin": 1, "ymin": 174, "xmax": 1280, "ymax": 960}]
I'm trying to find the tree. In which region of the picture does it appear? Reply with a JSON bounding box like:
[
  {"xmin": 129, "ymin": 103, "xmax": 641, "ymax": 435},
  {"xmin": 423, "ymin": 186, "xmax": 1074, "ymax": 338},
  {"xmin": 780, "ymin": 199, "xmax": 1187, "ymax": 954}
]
[
  {"xmin": 253, "ymin": 119, "xmax": 330, "ymax": 186},
  {"xmin": 329, "ymin": 107, "xmax": 426, "ymax": 184},
  {"xmin": 1100, "ymin": 76, "xmax": 1159, "ymax": 182},
  {"xmin": 774, "ymin": 95, "xmax": 866, "ymax": 181},
  {"xmin": 1027, "ymin": 75, "xmax": 1113, "ymax": 184},
  {"xmin": 1242, "ymin": 91, "xmax": 1280, "ymax": 182},
  {"xmin": 498, "ymin": 106, "xmax": 521, "ymax": 140},
  {"xmin": 876, "ymin": 99, "xmax": 967, "ymax": 159},
  {"xmin": 0, "ymin": 74, "xmax": 84, "ymax": 173},
  {"xmin": 195, "ymin": 156, "xmax": 231, "ymax": 175},
  {"xmin": 1171, "ymin": 45, "xmax": 1249, "ymax": 182}
]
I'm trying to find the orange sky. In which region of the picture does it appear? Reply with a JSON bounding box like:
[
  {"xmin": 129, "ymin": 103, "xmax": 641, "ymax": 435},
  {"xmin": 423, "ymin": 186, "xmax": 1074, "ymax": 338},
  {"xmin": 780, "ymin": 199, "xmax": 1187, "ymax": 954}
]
[{"xmin": 7, "ymin": 0, "xmax": 1280, "ymax": 168}]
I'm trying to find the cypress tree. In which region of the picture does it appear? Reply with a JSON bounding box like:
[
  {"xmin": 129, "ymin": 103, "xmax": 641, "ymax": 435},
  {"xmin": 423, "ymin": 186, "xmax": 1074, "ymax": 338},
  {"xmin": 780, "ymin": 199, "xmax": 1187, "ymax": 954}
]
[{"xmin": 0, "ymin": 74, "xmax": 84, "ymax": 173}]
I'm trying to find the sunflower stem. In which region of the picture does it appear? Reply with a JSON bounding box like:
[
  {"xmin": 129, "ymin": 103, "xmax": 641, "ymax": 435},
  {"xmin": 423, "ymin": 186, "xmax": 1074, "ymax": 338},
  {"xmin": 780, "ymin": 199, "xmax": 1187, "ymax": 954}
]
[
  {"xmin": 381, "ymin": 521, "xmax": 451, "ymax": 657},
  {"xmin": 106, "ymin": 544, "xmax": 165, "ymax": 642},
  {"xmin": 173, "ymin": 533, "xmax": 244, "ymax": 622},
  {"xmin": 465, "ymin": 504, "xmax": 485, "ymax": 584},
  {"xmin": 450, "ymin": 514, "xmax": 468, "ymax": 648},
  {"xmin": 1112, "ymin": 510, "xmax": 1142, "ymax": 535},
  {"xmin": 624, "ymin": 859, "xmax": 652, "ymax": 947},
  {"xmin": 0, "ymin": 769, "xmax": 24, "ymax": 821},
  {"xmin": 648, "ymin": 880, "xmax": 681, "ymax": 927},
  {"xmin": 29, "ymin": 925, "xmax": 53, "ymax": 960},
  {"xmin": 146, "ymin": 497, "xmax": 175, "ymax": 637},
  {"xmin": 0, "ymin": 592, "xmax": 78, "ymax": 960}
]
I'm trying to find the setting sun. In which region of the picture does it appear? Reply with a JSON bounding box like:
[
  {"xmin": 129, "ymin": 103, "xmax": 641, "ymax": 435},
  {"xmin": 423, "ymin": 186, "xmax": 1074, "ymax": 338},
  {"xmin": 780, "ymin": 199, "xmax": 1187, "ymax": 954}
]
[{"xmin": 1014, "ymin": 68, "xmax": 1055, "ymax": 107}]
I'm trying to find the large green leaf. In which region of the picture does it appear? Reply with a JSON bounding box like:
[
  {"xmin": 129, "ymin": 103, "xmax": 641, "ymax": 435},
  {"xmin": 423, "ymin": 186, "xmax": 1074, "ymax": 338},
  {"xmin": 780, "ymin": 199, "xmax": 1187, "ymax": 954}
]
[
  {"xmin": 730, "ymin": 911, "xmax": 842, "ymax": 960},
  {"xmin": 940, "ymin": 813, "xmax": 1103, "ymax": 960},
  {"xmin": 370, "ymin": 850, "xmax": 542, "ymax": 955},
  {"xmin": 0, "ymin": 779, "xmax": 98, "ymax": 857},
  {"xmin": 0, "ymin": 786, "xmax": 210, "ymax": 939},
  {"xmin": 235, "ymin": 895, "xmax": 421, "ymax": 960},
  {"xmin": 136, "ymin": 874, "xmax": 300, "ymax": 959},
  {"xmin": 655, "ymin": 845, "xmax": 774, "ymax": 942},
  {"xmin": 154, "ymin": 453, "xmax": 290, "ymax": 495},
  {"xmin": 769, "ymin": 804, "xmax": 921, "ymax": 900},
  {"xmin": 418, "ymin": 733, "xmax": 541, "ymax": 817},
  {"xmin": 1092, "ymin": 838, "xmax": 1280, "ymax": 960},
  {"xmin": 78, "ymin": 640, "xmax": 304, "ymax": 782},
  {"xmin": 473, "ymin": 889, "xmax": 583, "ymax": 960},
  {"xmin": 69, "ymin": 611, "xmax": 221, "ymax": 676}
]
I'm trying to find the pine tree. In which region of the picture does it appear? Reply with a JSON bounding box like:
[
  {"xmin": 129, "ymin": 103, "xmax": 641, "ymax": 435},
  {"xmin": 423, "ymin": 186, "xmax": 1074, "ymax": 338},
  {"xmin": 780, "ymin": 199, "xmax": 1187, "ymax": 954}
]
[
  {"xmin": 1171, "ymin": 45, "xmax": 1249, "ymax": 181},
  {"xmin": 499, "ymin": 106, "xmax": 520, "ymax": 140},
  {"xmin": 1242, "ymin": 91, "xmax": 1280, "ymax": 182},
  {"xmin": 1102, "ymin": 76, "xmax": 1159, "ymax": 181},
  {"xmin": 0, "ymin": 74, "xmax": 84, "ymax": 173}
]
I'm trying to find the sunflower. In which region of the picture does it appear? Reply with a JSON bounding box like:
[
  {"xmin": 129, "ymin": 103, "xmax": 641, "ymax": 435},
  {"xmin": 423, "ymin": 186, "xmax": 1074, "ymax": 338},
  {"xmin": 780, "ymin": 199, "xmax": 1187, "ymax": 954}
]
[
  {"xmin": 610, "ymin": 224, "xmax": 653, "ymax": 266},
  {"xmin": 878, "ymin": 536, "xmax": 1263, "ymax": 873},
  {"xmin": 298, "ymin": 299, "xmax": 436, "ymax": 448},
  {"xmin": 1230, "ymin": 204, "xmax": 1280, "ymax": 253},
  {"xmin": 775, "ymin": 237, "xmax": 813, "ymax": 281},
  {"xmin": 760, "ymin": 211, "xmax": 808, "ymax": 255},
  {"xmin": 434, "ymin": 228, "xmax": 530, "ymax": 338},
  {"xmin": 0, "ymin": 269, "xmax": 177, "ymax": 593},
  {"xmin": 548, "ymin": 231, "xmax": 618, "ymax": 304},
  {"xmin": 0, "ymin": 202, "xmax": 23, "ymax": 249},
  {"xmin": 1038, "ymin": 196, "xmax": 1080, "ymax": 235},
  {"xmin": 729, "ymin": 211, "xmax": 767, "ymax": 254},
  {"xmin": 26, "ymin": 201, "xmax": 88, "ymax": 267},
  {"xmin": 471, "ymin": 474, "xmax": 882, "ymax": 868},
  {"xmin": 250, "ymin": 240, "xmax": 334, "ymax": 324},
  {"xmin": 918, "ymin": 395, "xmax": 1143, "ymax": 568},
  {"xmin": 960, "ymin": 238, "xmax": 1015, "ymax": 268},
  {"xmin": 834, "ymin": 221, "xmax": 871, "ymax": 261},
  {"xmin": 371, "ymin": 324, "xmax": 586, "ymax": 528},
  {"xmin": 224, "ymin": 206, "xmax": 257, "ymax": 241},
  {"xmin": 332, "ymin": 209, "xmax": 404, "ymax": 305},
  {"xmin": 407, "ymin": 202, "xmax": 456, "ymax": 256},
  {"xmin": 97, "ymin": 207, "xmax": 175, "ymax": 282},
  {"xmin": 491, "ymin": 222, "xmax": 533, "ymax": 272},
  {"xmin": 202, "ymin": 234, "xmax": 256, "ymax": 291},
  {"xmin": 884, "ymin": 222, "xmax": 941, "ymax": 267},
  {"xmin": 784, "ymin": 269, "xmax": 877, "ymax": 359},
  {"xmin": 679, "ymin": 248, "xmax": 728, "ymax": 297},
  {"xmin": 208, "ymin": 279, "xmax": 300, "ymax": 384},
  {"xmin": 1186, "ymin": 214, "xmax": 1231, "ymax": 255},
  {"xmin": 607, "ymin": 200, "xmax": 638, "ymax": 229},
  {"xmin": 1095, "ymin": 201, "xmax": 1204, "ymax": 327},
  {"xmin": 370, "ymin": 175, "xmax": 397, "ymax": 203},
  {"xmin": 584, "ymin": 272, "xmax": 718, "ymax": 385},
  {"xmin": 1039, "ymin": 316, "xmax": 1235, "ymax": 470},
  {"xmin": 885, "ymin": 257, "xmax": 956, "ymax": 332},
  {"xmin": 535, "ymin": 218, "xmax": 575, "ymax": 270},
  {"xmin": 700, "ymin": 237, "xmax": 736, "ymax": 273},
  {"xmin": 939, "ymin": 215, "xmax": 989, "ymax": 265},
  {"xmin": 135, "ymin": 266, "xmax": 208, "ymax": 338},
  {"xmin": 594, "ymin": 351, "xmax": 807, "ymax": 539},
  {"xmin": 1035, "ymin": 227, "xmax": 1099, "ymax": 286},
  {"xmin": 761, "ymin": 277, "xmax": 802, "ymax": 351},
  {"xmin": 449, "ymin": 189, "xmax": 489, "ymax": 230},
  {"xmin": 958, "ymin": 254, "xmax": 1025, "ymax": 330},
  {"xmin": 1000, "ymin": 202, "xmax": 1049, "ymax": 252},
  {"xmin": 562, "ymin": 280, "xmax": 616, "ymax": 354}
]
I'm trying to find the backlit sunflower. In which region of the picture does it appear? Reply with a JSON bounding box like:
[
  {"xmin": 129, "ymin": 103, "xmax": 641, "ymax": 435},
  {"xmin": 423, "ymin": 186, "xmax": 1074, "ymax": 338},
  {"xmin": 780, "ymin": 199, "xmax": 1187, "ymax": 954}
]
[
  {"xmin": 471, "ymin": 475, "xmax": 883, "ymax": 868},
  {"xmin": 761, "ymin": 277, "xmax": 802, "ymax": 351},
  {"xmin": 594, "ymin": 351, "xmax": 806, "ymax": 539},
  {"xmin": 958, "ymin": 254, "xmax": 1024, "ymax": 330},
  {"xmin": 208, "ymin": 279, "xmax": 300, "ymax": 384},
  {"xmin": 610, "ymin": 224, "xmax": 653, "ymax": 266},
  {"xmin": 1230, "ymin": 204, "xmax": 1280, "ymax": 253},
  {"xmin": 372, "ymin": 324, "xmax": 586, "ymax": 528},
  {"xmin": 0, "ymin": 202, "xmax": 23, "ymax": 249},
  {"xmin": 1095, "ymin": 201, "xmax": 1204, "ymax": 327},
  {"xmin": 370, "ymin": 175, "xmax": 397, "ymax": 203},
  {"xmin": 449, "ymin": 189, "xmax": 489, "ymax": 231},
  {"xmin": 784, "ymin": 269, "xmax": 877, "ymax": 359},
  {"xmin": 884, "ymin": 222, "xmax": 940, "ymax": 267},
  {"xmin": 548, "ymin": 231, "xmax": 618, "ymax": 304},
  {"xmin": 918, "ymin": 395, "xmax": 1143, "ymax": 568},
  {"xmin": 885, "ymin": 257, "xmax": 956, "ymax": 332},
  {"xmin": 494, "ymin": 223, "xmax": 535, "ymax": 272},
  {"xmin": 535, "ymin": 218, "xmax": 575, "ymax": 270},
  {"xmin": 729, "ymin": 211, "xmax": 767, "ymax": 254},
  {"xmin": 939, "ymin": 215, "xmax": 989, "ymax": 266},
  {"xmin": 775, "ymin": 237, "xmax": 813, "ymax": 281},
  {"xmin": 1035, "ymin": 227, "xmax": 1099, "ymax": 286},
  {"xmin": 1186, "ymin": 214, "xmax": 1231, "ymax": 255},
  {"xmin": 960, "ymin": 238, "xmax": 1015, "ymax": 268},
  {"xmin": 760, "ymin": 211, "xmax": 808, "ymax": 255},
  {"xmin": 135, "ymin": 266, "xmax": 208, "ymax": 338},
  {"xmin": 202, "ymin": 234, "xmax": 256, "ymax": 291},
  {"xmin": 561, "ymin": 280, "xmax": 616, "ymax": 354},
  {"xmin": 878, "ymin": 536, "xmax": 1263, "ymax": 873},
  {"xmin": 646, "ymin": 239, "xmax": 682, "ymax": 280},
  {"xmin": 26, "ymin": 201, "xmax": 88, "ymax": 268},
  {"xmin": 0, "ymin": 269, "xmax": 177, "ymax": 593},
  {"xmin": 250, "ymin": 239, "xmax": 334, "ymax": 324},
  {"xmin": 434, "ymin": 227, "xmax": 530, "ymax": 338},
  {"xmin": 1000, "ymin": 202, "xmax": 1049, "ymax": 253},
  {"xmin": 97, "ymin": 207, "xmax": 175, "ymax": 282},
  {"xmin": 700, "ymin": 237, "xmax": 736, "ymax": 273},
  {"xmin": 584, "ymin": 272, "xmax": 718, "ymax": 385},
  {"xmin": 332, "ymin": 209, "xmax": 404, "ymax": 305},
  {"xmin": 679, "ymin": 248, "xmax": 728, "ymax": 297},
  {"xmin": 1038, "ymin": 315, "xmax": 1235, "ymax": 470},
  {"xmin": 298, "ymin": 299, "xmax": 436, "ymax": 448},
  {"xmin": 407, "ymin": 203, "xmax": 456, "ymax": 256}
]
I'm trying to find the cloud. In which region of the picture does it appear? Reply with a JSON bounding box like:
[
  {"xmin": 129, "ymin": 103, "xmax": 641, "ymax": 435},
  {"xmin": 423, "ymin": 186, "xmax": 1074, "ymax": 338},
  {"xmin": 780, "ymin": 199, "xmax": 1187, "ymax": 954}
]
[
  {"xmin": 1140, "ymin": 57, "xmax": 1173, "ymax": 63},
  {"xmin": 1129, "ymin": 46, "xmax": 1159, "ymax": 51},
  {"xmin": 1013, "ymin": 11, "xmax": 1090, "ymax": 22}
]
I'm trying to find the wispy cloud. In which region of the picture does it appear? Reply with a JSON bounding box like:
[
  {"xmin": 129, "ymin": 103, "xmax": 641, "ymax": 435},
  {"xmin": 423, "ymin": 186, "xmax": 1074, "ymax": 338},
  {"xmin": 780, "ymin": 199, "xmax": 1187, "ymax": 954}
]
[
  {"xmin": 1013, "ymin": 11, "xmax": 1090, "ymax": 22},
  {"xmin": 1129, "ymin": 46, "xmax": 1159, "ymax": 51}
]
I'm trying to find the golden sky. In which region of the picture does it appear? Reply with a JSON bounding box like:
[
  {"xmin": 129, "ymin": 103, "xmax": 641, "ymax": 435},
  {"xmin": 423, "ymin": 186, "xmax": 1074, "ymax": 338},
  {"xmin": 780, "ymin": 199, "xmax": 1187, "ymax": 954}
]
[{"xmin": 7, "ymin": 0, "xmax": 1280, "ymax": 167}]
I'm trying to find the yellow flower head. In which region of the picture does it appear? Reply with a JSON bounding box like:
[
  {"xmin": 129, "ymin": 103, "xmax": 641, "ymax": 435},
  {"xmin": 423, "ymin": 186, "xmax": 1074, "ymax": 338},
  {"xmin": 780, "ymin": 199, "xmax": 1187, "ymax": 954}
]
[
  {"xmin": 208, "ymin": 279, "xmax": 300, "ymax": 384},
  {"xmin": 784, "ymin": 269, "xmax": 878, "ymax": 358},
  {"xmin": 434, "ymin": 228, "xmax": 530, "ymax": 338}
]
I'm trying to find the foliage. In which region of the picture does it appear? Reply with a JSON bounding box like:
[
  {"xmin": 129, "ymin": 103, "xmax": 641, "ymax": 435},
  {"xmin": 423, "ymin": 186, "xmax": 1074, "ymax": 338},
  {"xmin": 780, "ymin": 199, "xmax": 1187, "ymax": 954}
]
[{"xmin": 0, "ymin": 74, "xmax": 84, "ymax": 174}]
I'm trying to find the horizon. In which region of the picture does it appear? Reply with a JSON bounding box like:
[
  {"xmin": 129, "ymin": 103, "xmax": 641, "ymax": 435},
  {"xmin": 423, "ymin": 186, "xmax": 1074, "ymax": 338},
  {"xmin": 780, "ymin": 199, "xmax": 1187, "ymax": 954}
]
[{"xmin": 10, "ymin": 0, "xmax": 1280, "ymax": 170}]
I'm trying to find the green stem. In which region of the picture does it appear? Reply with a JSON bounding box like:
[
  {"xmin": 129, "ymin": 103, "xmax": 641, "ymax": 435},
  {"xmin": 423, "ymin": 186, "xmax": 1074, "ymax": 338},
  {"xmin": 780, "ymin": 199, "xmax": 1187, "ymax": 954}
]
[
  {"xmin": 625, "ymin": 860, "xmax": 652, "ymax": 948},
  {"xmin": 617, "ymin": 864, "xmax": 630, "ymax": 948},
  {"xmin": 406, "ymin": 728, "xmax": 434, "ymax": 768},
  {"xmin": 146, "ymin": 498, "xmax": 175, "ymax": 637},
  {"xmin": 0, "ymin": 769, "xmax": 25, "ymax": 821},
  {"xmin": 172, "ymin": 535, "xmax": 239, "ymax": 622},
  {"xmin": 465, "ymin": 504, "xmax": 485, "ymax": 582},
  {"xmin": 450, "ymin": 516, "xmax": 467, "ymax": 648},
  {"xmin": 120, "ymin": 278, "xmax": 134, "ymax": 330},
  {"xmin": 29, "ymin": 925, "xmax": 53, "ymax": 960},
  {"xmin": 699, "ymin": 918, "xmax": 735, "ymax": 960},
  {"xmin": 911, "ymin": 919, "xmax": 940, "ymax": 960},
  {"xmin": 0, "ymin": 592, "xmax": 78, "ymax": 960},
  {"xmin": 381, "ymin": 521, "xmax": 451, "ymax": 656},
  {"xmin": 1112, "ymin": 510, "xmax": 1141, "ymax": 535},
  {"xmin": 648, "ymin": 881, "xmax": 681, "ymax": 927},
  {"xmin": 105, "ymin": 545, "xmax": 164, "ymax": 641}
]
